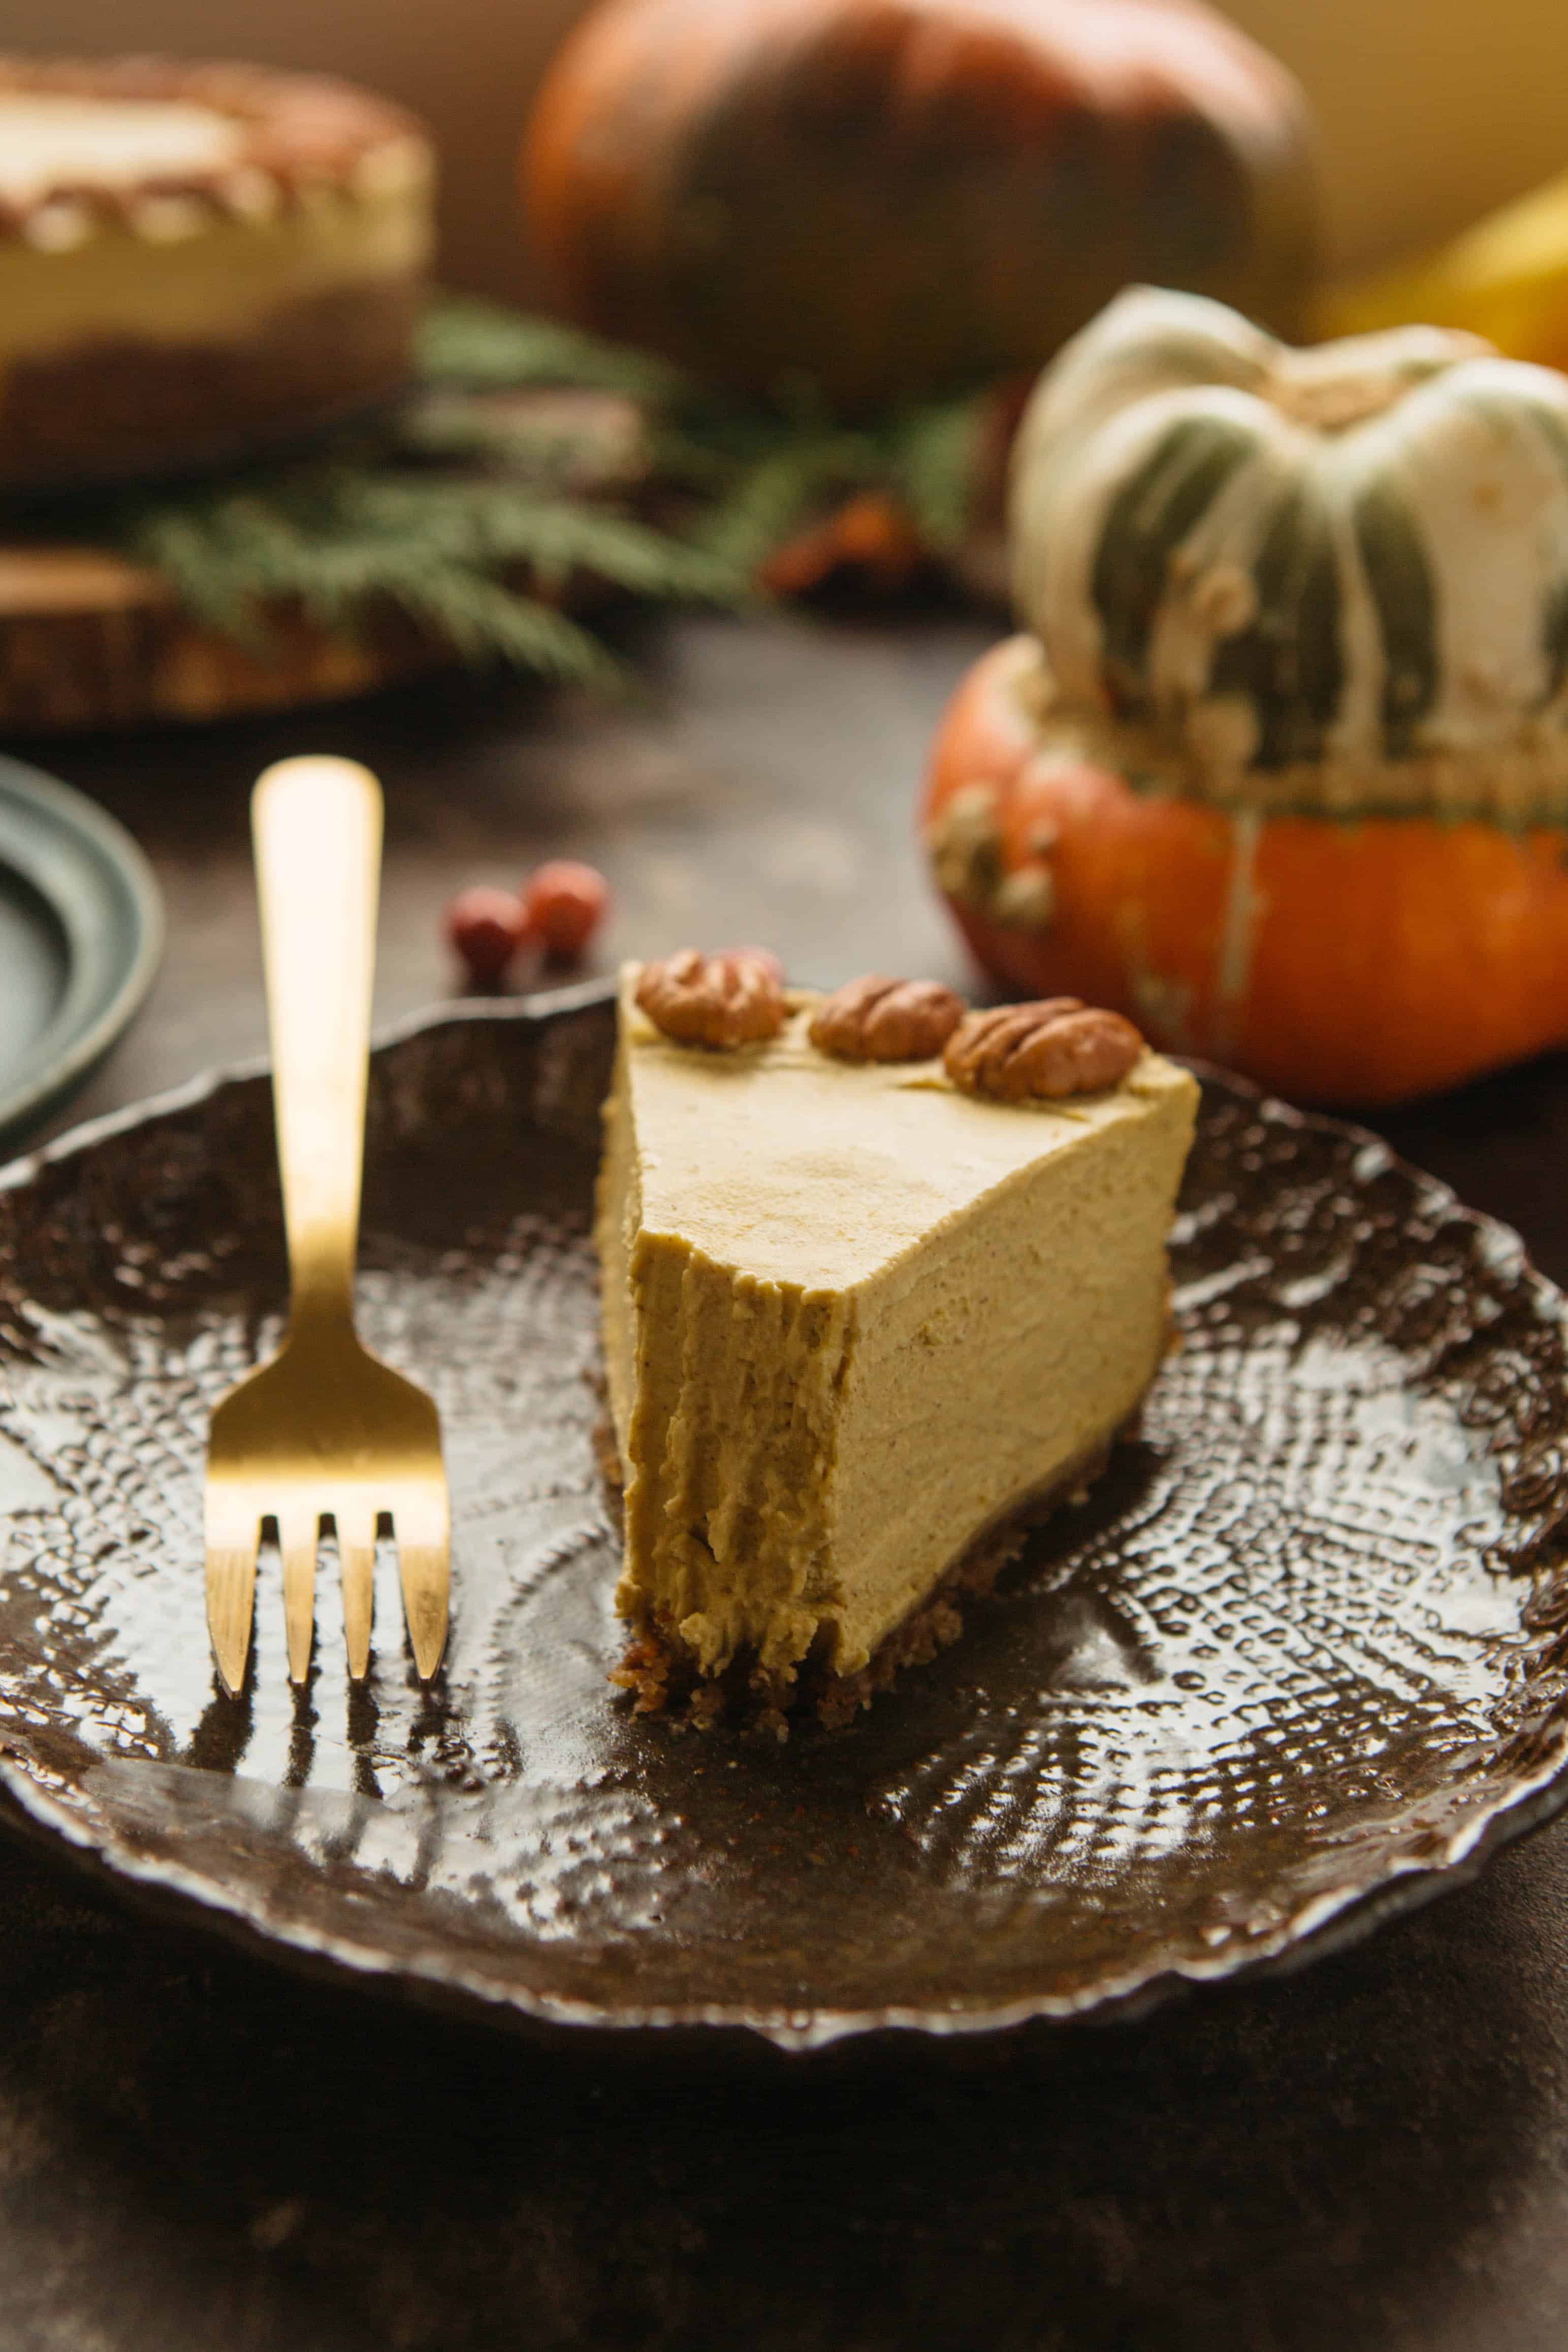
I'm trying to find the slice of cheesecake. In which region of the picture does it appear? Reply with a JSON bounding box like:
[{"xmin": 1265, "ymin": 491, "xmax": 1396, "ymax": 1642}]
[{"xmin": 595, "ymin": 960, "xmax": 1198, "ymax": 1724}]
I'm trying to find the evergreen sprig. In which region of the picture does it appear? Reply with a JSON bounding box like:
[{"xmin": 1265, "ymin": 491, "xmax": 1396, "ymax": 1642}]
[
  {"xmin": 660, "ymin": 384, "xmax": 989, "ymax": 574},
  {"xmin": 417, "ymin": 295, "xmax": 688, "ymax": 403},
  {"xmin": 22, "ymin": 295, "xmax": 995, "ymax": 688},
  {"xmin": 102, "ymin": 460, "xmax": 733, "ymax": 689}
]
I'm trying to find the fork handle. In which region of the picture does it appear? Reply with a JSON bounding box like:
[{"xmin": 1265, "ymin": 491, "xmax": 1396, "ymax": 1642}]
[{"xmin": 252, "ymin": 756, "xmax": 383, "ymax": 1336}]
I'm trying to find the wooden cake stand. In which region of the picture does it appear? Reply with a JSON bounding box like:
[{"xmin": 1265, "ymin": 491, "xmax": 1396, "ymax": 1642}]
[{"xmin": 0, "ymin": 544, "xmax": 437, "ymax": 735}]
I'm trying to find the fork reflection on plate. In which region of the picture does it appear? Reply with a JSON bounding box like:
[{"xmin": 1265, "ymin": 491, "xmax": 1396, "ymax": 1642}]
[{"xmin": 204, "ymin": 755, "xmax": 450, "ymax": 1695}]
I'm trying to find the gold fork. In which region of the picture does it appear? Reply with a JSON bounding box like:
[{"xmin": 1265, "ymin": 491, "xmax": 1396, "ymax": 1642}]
[{"xmin": 204, "ymin": 755, "xmax": 450, "ymax": 1696}]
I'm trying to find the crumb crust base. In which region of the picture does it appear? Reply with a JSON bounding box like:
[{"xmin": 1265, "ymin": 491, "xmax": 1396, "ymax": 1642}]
[{"xmin": 609, "ymin": 1429, "xmax": 1124, "ymax": 1737}]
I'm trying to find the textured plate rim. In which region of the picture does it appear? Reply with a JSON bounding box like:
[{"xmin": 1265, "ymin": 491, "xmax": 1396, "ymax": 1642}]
[
  {"xmin": 1, "ymin": 985, "xmax": 1566, "ymax": 2054},
  {"xmin": 0, "ymin": 752, "xmax": 164, "ymax": 1146}
]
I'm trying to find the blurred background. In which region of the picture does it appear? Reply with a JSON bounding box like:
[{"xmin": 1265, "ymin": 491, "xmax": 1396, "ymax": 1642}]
[
  {"xmin": 6, "ymin": 0, "xmax": 1568, "ymax": 1111},
  {"xmin": 13, "ymin": 0, "xmax": 1568, "ymax": 294}
]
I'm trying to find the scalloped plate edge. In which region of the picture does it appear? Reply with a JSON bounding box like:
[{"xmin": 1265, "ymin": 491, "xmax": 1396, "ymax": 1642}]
[{"xmin": 0, "ymin": 995, "xmax": 1566, "ymax": 2053}]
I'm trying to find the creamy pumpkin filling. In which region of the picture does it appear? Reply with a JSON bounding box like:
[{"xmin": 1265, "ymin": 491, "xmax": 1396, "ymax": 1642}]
[
  {"xmin": 0, "ymin": 195, "xmax": 430, "ymax": 377},
  {"xmin": 596, "ymin": 976, "xmax": 1198, "ymax": 1687}
]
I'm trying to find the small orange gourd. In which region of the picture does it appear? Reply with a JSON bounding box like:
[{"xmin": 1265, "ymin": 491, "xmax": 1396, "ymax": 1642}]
[{"xmin": 922, "ymin": 290, "xmax": 1568, "ymax": 1106}]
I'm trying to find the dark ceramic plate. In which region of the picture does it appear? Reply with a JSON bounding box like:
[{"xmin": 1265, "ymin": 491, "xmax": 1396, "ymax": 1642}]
[
  {"xmin": 0, "ymin": 752, "xmax": 163, "ymax": 1148},
  {"xmin": 0, "ymin": 986, "xmax": 1566, "ymax": 2051}
]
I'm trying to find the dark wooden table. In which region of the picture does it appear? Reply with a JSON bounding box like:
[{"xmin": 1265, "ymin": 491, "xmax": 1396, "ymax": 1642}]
[{"xmin": 4, "ymin": 608, "xmax": 1568, "ymax": 2352}]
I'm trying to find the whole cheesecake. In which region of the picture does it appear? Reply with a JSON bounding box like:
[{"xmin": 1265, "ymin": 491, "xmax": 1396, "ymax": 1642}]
[
  {"xmin": 596, "ymin": 956, "xmax": 1199, "ymax": 1727},
  {"xmin": 0, "ymin": 56, "xmax": 435, "ymax": 491}
]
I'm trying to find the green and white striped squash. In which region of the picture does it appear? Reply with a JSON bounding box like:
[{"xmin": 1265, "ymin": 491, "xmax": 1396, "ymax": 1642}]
[{"xmin": 1009, "ymin": 286, "xmax": 1568, "ymax": 773}]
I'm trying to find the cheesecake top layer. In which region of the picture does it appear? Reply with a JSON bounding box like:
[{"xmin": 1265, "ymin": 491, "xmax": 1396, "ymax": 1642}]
[
  {"xmin": 0, "ymin": 60, "xmax": 431, "ymax": 238},
  {"xmin": 0, "ymin": 59, "xmax": 433, "ymax": 375},
  {"xmin": 619, "ymin": 974, "xmax": 1197, "ymax": 1292},
  {"xmin": 0, "ymin": 98, "xmax": 245, "ymax": 205}
]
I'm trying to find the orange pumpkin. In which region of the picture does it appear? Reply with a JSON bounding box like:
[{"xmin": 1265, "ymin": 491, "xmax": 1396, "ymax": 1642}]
[
  {"xmin": 922, "ymin": 288, "xmax": 1568, "ymax": 1106},
  {"xmin": 923, "ymin": 635, "xmax": 1568, "ymax": 1106},
  {"xmin": 522, "ymin": 0, "xmax": 1315, "ymax": 412}
]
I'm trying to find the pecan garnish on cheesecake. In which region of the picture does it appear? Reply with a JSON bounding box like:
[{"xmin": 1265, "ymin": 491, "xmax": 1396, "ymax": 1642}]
[
  {"xmin": 808, "ymin": 973, "xmax": 966, "ymax": 1062},
  {"xmin": 634, "ymin": 948, "xmax": 786, "ymax": 1048},
  {"xmin": 944, "ymin": 999, "xmax": 1144, "ymax": 1100}
]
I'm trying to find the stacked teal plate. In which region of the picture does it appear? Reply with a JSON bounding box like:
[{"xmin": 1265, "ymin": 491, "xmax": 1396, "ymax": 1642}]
[{"xmin": 0, "ymin": 751, "xmax": 162, "ymax": 1148}]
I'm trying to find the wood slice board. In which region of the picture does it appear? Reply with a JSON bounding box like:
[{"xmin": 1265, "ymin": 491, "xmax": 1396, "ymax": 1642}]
[{"xmin": 0, "ymin": 544, "xmax": 446, "ymax": 735}]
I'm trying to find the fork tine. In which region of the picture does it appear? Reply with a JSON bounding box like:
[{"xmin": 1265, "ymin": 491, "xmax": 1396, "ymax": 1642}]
[
  {"xmin": 205, "ymin": 1508, "xmax": 261, "ymax": 1698},
  {"xmin": 335, "ymin": 1499, "xmax": 377, "ymax": 1682},
  {"xmin": 393, "ymin": 1488, "xmax": 450, "ymax": 1679},
  {"xmin": 279, "ymin": 1505, "xmax": 321, "ymax": 1684}
]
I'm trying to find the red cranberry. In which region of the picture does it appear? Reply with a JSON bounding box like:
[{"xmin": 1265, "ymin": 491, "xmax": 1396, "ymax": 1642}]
[
  {"xmin": 521, "ymin": 860, "xmax": 610, "ymax": 962},
  {"xmin": 445, "ymin": 885, "xmax": 526, "ymax": 990}
]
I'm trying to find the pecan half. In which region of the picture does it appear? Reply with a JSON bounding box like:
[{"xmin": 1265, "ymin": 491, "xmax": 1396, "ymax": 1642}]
[
  {"xmin": 634, "ymin": 948, "xmax": 785, "ymax": 1048},
  {"xmin": 809, "ymin": 974, "xmax": 966, "ymax": 1063},
  {"xmin": 944, "ymin": 999, "xmax": 1144, "ymax": 1101}
]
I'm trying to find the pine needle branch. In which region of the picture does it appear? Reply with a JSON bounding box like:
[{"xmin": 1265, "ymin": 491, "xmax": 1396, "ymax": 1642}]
[
  {"xmin": 678, "ymin": 426, "xmax": 886, "ymax": 570},
  {"xmin": 418, "ymin": 295, "xmax": 688, "ymax": 403},
  {"xmin": 19, "ymin": 292, "xmax": 996, "ymax": 689},
  {"xmin": 888, "ymin": 394, "xmax": 990, "ymax": 554}
]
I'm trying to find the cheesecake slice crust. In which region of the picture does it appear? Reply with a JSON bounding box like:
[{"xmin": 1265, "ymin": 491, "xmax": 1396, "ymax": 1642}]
[
  {"xmin": 609, "ymin": 1425, "xmax": 1123, "ymax": 1735},
  {"xmin": 596, "ymin": 970, "xmax": 1198, "ymax": 1724}
]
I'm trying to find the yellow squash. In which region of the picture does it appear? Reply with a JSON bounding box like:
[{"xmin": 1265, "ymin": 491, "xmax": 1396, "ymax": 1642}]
[{"xmin": 1323, "ymin": 169, "xmax": 1568, "ymax": 371}]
